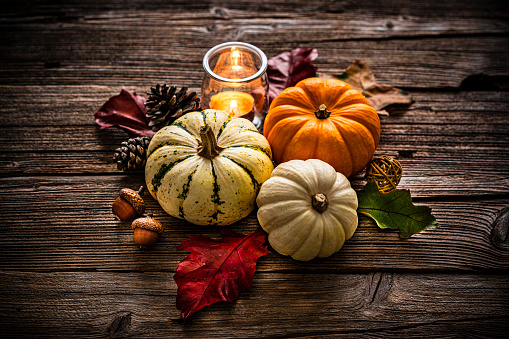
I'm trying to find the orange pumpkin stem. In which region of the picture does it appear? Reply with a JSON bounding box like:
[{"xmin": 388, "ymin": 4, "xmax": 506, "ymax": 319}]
[
  {"xmin": 198, "ymin": 124, "xmax": 223, "ymax": 159},
  {"xmin": 312, "ymin": 193, "xmax": 329, "ymax": 213},
  {"xmin": 315, "ymin": 104, "xmax": 331, "ymax": 119}
]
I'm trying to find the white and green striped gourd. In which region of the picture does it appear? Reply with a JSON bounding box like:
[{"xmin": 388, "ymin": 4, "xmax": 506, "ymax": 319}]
[{"xmin": 145, "ymin": 109, "xmax": 274, "ymax": 226}]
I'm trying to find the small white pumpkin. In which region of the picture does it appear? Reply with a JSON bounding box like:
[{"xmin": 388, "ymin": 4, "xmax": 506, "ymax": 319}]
[
  {"xmin": 145, "ymin": 109, "xmax": 273, "ymax": 226},
  {"xmin": 256, "ymin": 159, "xmax": 358, "ymax": 261}
]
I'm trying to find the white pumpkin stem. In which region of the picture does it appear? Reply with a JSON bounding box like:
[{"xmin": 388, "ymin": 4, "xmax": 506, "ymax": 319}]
[
  {"xmin": 198, "ymin": 124, "xmax": 223, "ymax": 159},
  {"xmin": 315, "ymin": 104, "xmax": 331, "ymax": 119},
  {"xmin": 312, "ymin": 193, "xmax": 329, "ymax": 213}
]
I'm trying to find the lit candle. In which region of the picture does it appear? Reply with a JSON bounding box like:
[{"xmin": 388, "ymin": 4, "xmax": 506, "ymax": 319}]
[
  {"xmin": 202, "ymin": 42, "xmax": 269, "ymax": 126},
  {"xmin": 229, "ymin": 100, "xmax": 238, "ymax": 115},
  {"xmin": 209, "ymin": 91, "xmax": 255, "ymax": 118}
]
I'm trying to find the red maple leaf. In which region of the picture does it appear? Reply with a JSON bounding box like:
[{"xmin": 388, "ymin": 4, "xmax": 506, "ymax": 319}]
[
  {"xmin": 94, "ymin": 86, "xmax": 155, "ymax": 138},
  {"xmin": 174, "ymin": 228, "xmax": 269, "ymax": 320}
]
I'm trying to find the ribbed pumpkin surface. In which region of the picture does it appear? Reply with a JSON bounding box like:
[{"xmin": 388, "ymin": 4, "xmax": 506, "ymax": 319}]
[
  {"xmin": 145, "ymin": 109, "xmax": 273, "ymax": 226},
  {"xmin": 264, "ymin": 77, "xmax": 381, "ymax": 177},
  {"xmin": 257, "ymin": 159, "xmax": 358, "ymax": 261}
]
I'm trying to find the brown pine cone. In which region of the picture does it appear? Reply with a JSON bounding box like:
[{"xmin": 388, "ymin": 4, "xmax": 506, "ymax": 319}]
[
  {"xmin": 145, "ymin": 84, "xmax": 201, "ymax": 132},
  {"xmin": 113, "ymin": 136, "xmax": 151, "ymax": 172}
]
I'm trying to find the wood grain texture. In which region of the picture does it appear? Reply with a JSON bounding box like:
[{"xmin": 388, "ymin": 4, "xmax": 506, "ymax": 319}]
[
  {"xmin": 0, "ymin": 176, "xmax": 507, "ymax": 272},
  {"xmin": 1, "ymin": 36, "xmax": 507, "ymax": 89},
  {"xmin": 1, "ymin": 88, "xmax": 507, "ymax": 196},
  {"xmin": 2, "ymin": 150, "xmax": 508, "ymax": 198},
  {"xmin": 1, "ymin": 0, "xmax": 509, "ymax": 337},
  {"xmin": 0, "ymin": 271, "xmax": 507, "ymax": 338},
  {"xmin": 1, "ymin": 0, "xmax": 509, "ymax": 89},
  {"xmin": 1, "ymin": 86, "xmax": 507, "ymax": 127}
]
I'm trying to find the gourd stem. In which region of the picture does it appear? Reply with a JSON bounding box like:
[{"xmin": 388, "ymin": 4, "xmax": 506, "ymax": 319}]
[
  {"xmin": 315, "ymin": 104, "xmax": 331, "ymax": 119},
  {"xmin": 198, "ymin": 124, "xmax": 223, "ymax": 159},
  {"xmin": 312, "ymin": 193, "xmax": 329, "ymax": 213}
]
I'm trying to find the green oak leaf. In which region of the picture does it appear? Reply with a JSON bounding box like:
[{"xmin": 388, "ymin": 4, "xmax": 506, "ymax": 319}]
[{"xmin": 357, "ymin": 181, "xmax": 438, "ymax": 238}]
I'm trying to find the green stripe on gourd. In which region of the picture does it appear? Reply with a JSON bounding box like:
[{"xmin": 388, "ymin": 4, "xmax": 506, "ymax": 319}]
[
  {"xmin": 210, "ymin": 160, "xmax": 225, "ymax": 206},
  {"xmin": 177, "ymin": 165, "xmax": 198, "ymax": 219},
  {"xmin": 178, "ymin": 205, "xmax": 185, "ymax": 219},
  {"xmin": 216, "ymin": 115, "xmax": 232, "ymax": 139},
  {"xmin": 209, "ymin": 110, "xmax": 219, "ymax": 123},
  {"xmin": 148, "ymin": 143, "xmax": 194, "ymax": 158},
  {"xmin": 177, "ymin": 167, "xmax": 197, "ymax": 201},
  {"xmin": 222, "ymin": 155, "xmax": 262, "ymax": 191},
  {"xmin": 173, "ymin": 121, "xmax": 199, "ymax": 141},
  {"xmin": 208, "ymin": 209, "xmax": 225, "ymax": 225},
  {"xmin": 208, "ymin": 160, "xmax": 225, "ymax": 224},
  {"xmin": 201, "ymin": 110, "xmax": 208, "ymax": 125},
  {"xmin": 235, "ymin": 126, "xmax": 258, "ymax": 134},
  {"xmin": 151, "ymin": 155, "xmax": 194, "ymax": 192},
  {"xmin": 227, "ymin": 145, "xmax": 272, "ymax": 159}
]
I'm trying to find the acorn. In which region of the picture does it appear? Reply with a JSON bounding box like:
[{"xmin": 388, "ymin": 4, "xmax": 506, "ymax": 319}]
[
  {"xmin": 131, "ymin": 215, "xmax": 164, "ymax": 249},
  {"xmin": 112, "ymin": 186, "xmax": 145, "ymax": 221}
]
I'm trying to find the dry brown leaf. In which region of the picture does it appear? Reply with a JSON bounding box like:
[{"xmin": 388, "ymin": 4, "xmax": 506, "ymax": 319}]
[{"xmin": 318, "ymin": 60, "xmax": 412, "ymax": 115}]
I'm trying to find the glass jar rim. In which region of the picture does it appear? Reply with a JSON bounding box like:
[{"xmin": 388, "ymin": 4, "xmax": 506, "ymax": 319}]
[{"xmin": 203, "ymin": 42, "xmax": 268, "ymax": 83}]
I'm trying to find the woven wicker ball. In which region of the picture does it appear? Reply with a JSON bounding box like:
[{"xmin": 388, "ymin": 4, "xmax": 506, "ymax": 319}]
[{"xmin": 365, "ymin": 155, "xmax": 403, "ymax": 193}]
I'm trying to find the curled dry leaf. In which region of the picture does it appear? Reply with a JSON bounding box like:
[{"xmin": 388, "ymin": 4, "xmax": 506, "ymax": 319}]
[
  {"xmin": 318, "ymin": 60, "xmax": 413, "ymax": 115},
  {"xmin": 267, "ymin": 48, "xmax": 318, "ymax": 104},
  {"xmin": 94, "ymin": 86, "xmax": 155, "ymax": 138},
  {"xmin": 174, "ymin": 228, "xmax": 269, "ymax": 320}
]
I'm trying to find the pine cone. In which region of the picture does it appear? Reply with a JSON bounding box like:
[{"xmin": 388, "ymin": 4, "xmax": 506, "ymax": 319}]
[
  {"xmin": 145, "ymin": 84, "xmax": 201, "ymax": 132},
  {"xmin": 113, "ymin": 137, "xmax": 151, "ymax": 172}
]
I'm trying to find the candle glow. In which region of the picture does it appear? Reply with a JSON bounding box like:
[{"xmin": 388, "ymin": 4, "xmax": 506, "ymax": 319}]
[
  {"xmin": 210, "ymin": 91, "xmax": 254, "ymax": 118},
  {"xmin": 229, "ymin": 100, "xmax": 238, "ymax": 115},
  {"xmin": 230, "ymin": 47, "xmax": 242, "ymax": 72},
  {"xmin": 202, "ymin": 42, "xmax": 268, "ymax": 124}
]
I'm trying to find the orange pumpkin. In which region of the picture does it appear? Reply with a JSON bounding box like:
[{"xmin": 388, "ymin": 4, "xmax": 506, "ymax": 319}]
[{"xmin": 264, "ymin": 77, "xmax": 381, "ymax": 177}]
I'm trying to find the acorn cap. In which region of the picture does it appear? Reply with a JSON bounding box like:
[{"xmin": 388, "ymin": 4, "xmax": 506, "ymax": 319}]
[
  {"xmin": 119, "ymin": 187, "xmax": 145, "ymax": 214},
  {"xmin": 132, "ymin": 216, "xmax": 164, "ymax": 234}
]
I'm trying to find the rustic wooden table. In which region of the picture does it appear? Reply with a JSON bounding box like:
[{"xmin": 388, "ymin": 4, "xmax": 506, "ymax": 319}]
[{"xmin": 1, "ymin": 0, "xmax": 508, "ymax": 337}]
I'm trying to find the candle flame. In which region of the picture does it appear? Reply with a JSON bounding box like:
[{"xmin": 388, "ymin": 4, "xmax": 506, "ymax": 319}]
[
  {"xmin": 230, "ymin": 47, "xmax": 242, "ymax": 72},
  {"xmin": 231, "ymin": 47, "xmax": 240, "ymax": 66},
  {"xmin": 229, "ymin": 99, "xmax": 238, "ymax": 115}
]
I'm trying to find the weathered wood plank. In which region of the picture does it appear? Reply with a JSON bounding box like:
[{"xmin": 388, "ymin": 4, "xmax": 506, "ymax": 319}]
[
  {"xmin": 0, "ymin": 271, "xmax": 507, "ymax": 337},
  {"xmin": 2, "ymin": 0, "xmax": 508, "ymax": 39},
  {"xmin": 0, "ymin": 152, "xmax": 116, "ymax": 175},
  {"xmin": 0, "ymin": 176, "xmax": 507, "ymax": 272},
  {"xmin": 1, "ymin": 90, "xmax": 507, "ymax": 152},
  {"xmin": 19, "ymin": 123, "xmax": 507, "ymax": 153},
  {"xmin": 2, "ymin": 0, "xmax": 509, "ymax": 90},
  {"xmin": 1, "ymin": 86, "xmax": 507, "ymax": 127},
  {"xmin": 3, "ymin": 12, "xmax": 507, "ymax": 45},
  {"xmin": 1, "ymin": 150, "xmax": 508, "ymax": 198},
  {"xmin": 2, "ymin": 0, "xmax": 508, "ymax": 18},
  {"xmin": 1, "ymin": 34, "xmax": 507, "ymax": 89},
  {"xmin": 0, "ymin": 1, "xmax": 507, "ymax": 337},
  {"xmin": 1, "ymin": 89, "xmax": 507, "ymax": 195}
]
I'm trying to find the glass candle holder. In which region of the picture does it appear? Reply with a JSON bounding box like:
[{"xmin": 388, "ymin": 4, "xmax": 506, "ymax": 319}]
[{"xmin": 201, "ymin": 42, "xmax": 268, "ymax": 128}]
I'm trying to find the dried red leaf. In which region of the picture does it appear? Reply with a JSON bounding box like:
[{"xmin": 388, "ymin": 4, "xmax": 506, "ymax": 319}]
[
  {"xmin": 318, "ymin": 60, "xmax": 413, "ymax": 115},
  {"xmin": 174, "ymin": 228, "xmax": 269, "ymax": 320},
  {"xmin": 267, "ymin": 48, "xmax": 318, "ymax": 104},
  {"xmin": 94, "ymin": 86, "xmax": 154, "ymax": 138}
]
